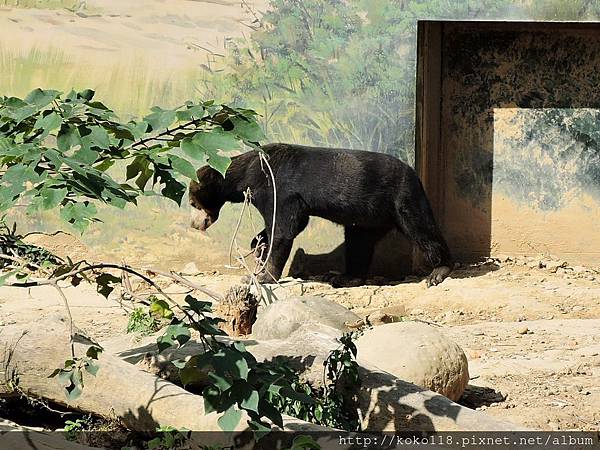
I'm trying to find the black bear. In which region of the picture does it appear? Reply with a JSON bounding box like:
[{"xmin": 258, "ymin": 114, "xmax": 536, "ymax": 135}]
[{"xmin": 189, "ymin": 143, "xmax": 453, "ymax": 286}]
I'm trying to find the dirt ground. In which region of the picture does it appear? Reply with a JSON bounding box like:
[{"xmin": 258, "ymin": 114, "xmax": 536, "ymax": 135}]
[{"xmin": 1, "ymin": 241, "xmax": 599, "ymax": 432}]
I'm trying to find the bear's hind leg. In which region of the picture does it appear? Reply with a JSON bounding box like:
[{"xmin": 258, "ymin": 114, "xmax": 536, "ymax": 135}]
[
  {"xmin": 330, "ymin": 226, "xmax": 386, "ymax": 288},
  {"xmin": 395, "ymin": 195, "xmax": 453, "ymax": 287}
]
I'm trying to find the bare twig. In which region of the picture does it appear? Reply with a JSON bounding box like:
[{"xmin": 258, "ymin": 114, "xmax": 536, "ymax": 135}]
[
  {"xmin": 5, "ymin": 262, "xmax": 215, "ymax": 349},
  {"xmin": 51, "ymin": 282, "xmax": 75, "ymax": 358},
  {"xmin": 256, "ymin": 152, "xmax": 276, "ymax": 276},
  {"xmin": 21, "ymin": 230, "xmax": 70, "ymax": 241},
  {"xmin": 144, "ymin": 268, "xmax": 223, "ymax": 302},
  {"xmin": 227, "ymin": 188, "xmax": 252, "ymax": 269}
]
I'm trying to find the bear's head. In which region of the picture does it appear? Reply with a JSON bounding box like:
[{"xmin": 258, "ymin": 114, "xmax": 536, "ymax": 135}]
[{"xmin": 189, "ymin": 166, "xmax": 224, "ymax": 231}]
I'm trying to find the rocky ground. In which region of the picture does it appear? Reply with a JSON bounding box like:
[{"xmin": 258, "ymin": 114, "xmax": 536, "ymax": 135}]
[{"xmin": 1, "ymin": 245, "xmax": 599, "ymax": 432}]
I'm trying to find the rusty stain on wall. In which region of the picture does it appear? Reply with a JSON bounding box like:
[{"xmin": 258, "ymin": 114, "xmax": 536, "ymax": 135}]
[{"xmin": 427, "ymin": 22, "xmax": 600, "ymax": 265}]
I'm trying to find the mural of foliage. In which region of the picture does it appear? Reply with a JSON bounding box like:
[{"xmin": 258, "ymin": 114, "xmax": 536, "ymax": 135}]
[
  {"xmin": 199, "ymin": 0, "xmax": 522, "ymax": 164},
  {"xmin": 495, "ymin": 109, "xmax": 600, "ymax": 210}
]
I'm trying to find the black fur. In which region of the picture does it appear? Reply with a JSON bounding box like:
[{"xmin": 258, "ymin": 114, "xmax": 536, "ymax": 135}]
[{"xmin": 189, "ymin": 143, "xmax": 453, "ymax": 286}]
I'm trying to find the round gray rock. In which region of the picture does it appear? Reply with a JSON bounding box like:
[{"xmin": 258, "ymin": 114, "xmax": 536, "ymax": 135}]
[
  {"xmin": 356, "ymin": 321, "xmax": 469, "ymax": 401},
  {"xmin": 252, "ymin": 296, "xmax": 360, "ymax": 340}
]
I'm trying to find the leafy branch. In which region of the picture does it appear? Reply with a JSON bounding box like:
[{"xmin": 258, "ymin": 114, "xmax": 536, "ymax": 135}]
[{"xmin": 0, "ymin": 88, "xmax": 265, "ymax": 232}]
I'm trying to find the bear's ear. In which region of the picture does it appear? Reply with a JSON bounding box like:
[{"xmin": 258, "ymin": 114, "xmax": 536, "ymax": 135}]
[{"xmin": 189, "ymin": 172, "xmax": 224, "ymax": 212}]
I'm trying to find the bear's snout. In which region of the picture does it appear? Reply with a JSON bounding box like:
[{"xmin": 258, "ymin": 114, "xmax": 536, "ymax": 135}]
[{"xmin": 190, "ymin": 207, "xmax": 214, "ymax": 231}]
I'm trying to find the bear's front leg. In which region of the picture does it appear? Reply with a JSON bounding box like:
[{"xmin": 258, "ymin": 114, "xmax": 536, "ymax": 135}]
[{"xmin": 254, "ymin": 237, "xmax": 294, "ymax": 283}]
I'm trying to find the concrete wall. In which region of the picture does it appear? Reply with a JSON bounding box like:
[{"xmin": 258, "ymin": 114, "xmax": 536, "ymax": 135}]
[{"xmin": 417, "ymin": 21, "xmax": 600, "ymax": 265}]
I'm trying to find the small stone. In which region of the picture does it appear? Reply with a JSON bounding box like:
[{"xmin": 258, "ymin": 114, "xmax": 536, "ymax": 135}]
[
  {"xmin": 367, "ymin": 311, "xmax": 394, "ymax": 326},
  {"xmin": 517, "ymin": 326, "xmax": 529, "ymax": 335},
  {"xmin": 546, "ymin": 261, "xmax": 566, "ymax": 272},
  {"xmin": 572, "ymin": 265, "xmax": 587, "ymax": 274},
  {"xmin": 181, "ymin": 262, "xmax": 199, "ymax": 275},
  {"xmin": 473, "ymin": 331, "xmax": 485, "ymax": 336},
  {"xmin": 572, "ymin": 305, "xmax": 584, "ymax": 312},
  {"xmin": 544, "ymin": 315, "xmax": 554, "ymax": 320}
]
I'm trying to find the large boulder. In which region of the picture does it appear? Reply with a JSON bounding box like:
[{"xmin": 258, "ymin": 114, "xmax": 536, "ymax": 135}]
[
  {"xmin": 356, "ymin": 321, "xmax": 469, "ymax": 401},
  {"xmin": 252, "ymin": 296, "xmax": 360, "ymax": 340}
]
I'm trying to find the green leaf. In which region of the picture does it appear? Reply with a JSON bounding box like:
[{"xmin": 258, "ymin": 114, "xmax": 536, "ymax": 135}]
[
  {"xmin": 169, "ymin": 155, "xmax": 198, "ymax": 180},
  {"xmin": 183, "ymin": 295, "xmax": 212, "ymax": 314},
  {"xmin": 78, "ymin": 89, "xmax": 95, "ymax": 101},
  {"xmin": 144, "ymin": 109, "xmax": 176, "ymax": 131},
  {"xmin": 279, "ymin": 387, "xmax": 316, "ymax": 404},
  {"xmin": 72, "ymin": 146, "xmax": 99, "ymax": 165},
  {"xmin": 193, "ymin": 129, "xmax": 240, "ymax": 153},
  {"xmin": 0, "ymin": 270, "xmax": 17, "ymax": 287},
  {"xmin": 150, "ymin": 299, "xmax": 174, "ymax": 319},
  {"xmin": 180, "ymin": 137, "xmax": 206, "ymax": 161},
  {"xmin": 25, "ymin": 88, "xmax": 61, "ymax": 108},
  {"xmin": 126, "ymin": 156, "xmax": 153, "ymax": 190},
  {"xmin": 95, "ymin": 273, "xmax": 121, "ymax": 298},
  {"xmin": 203, "ymin": 385, "xmax": 221, "ymax": 414},
  {"xmin": 240, "ymin": 390, "xmax": 260, "ymax": 413},
  {"xmin": 66, "ymin": 378, "xmax": 83, "ymax": 401},
  {"xmin": 0, "ymin": 137, "xmax": 13, "ymax": 152},
  {"xmin": 217, "ymin": 406, "xmax": 242, "ymax": 431},
  {"xmin": 208, "ymin": 372, "xmax": 232, "ymax": 392},
  {"xmin": 206, "ymin": 151, "xmax": 231, "ymax": 177},
  {"xmin": 248, "ymin": 419, "xmax": 271, "ymax": 439},
  {"xmin": 94, "ymin": 159, "xmax": 115, "ymax": 172},
  {"xmin": 212, "ymin": 348, "xmax": 249, "ymax": 381},
  {"xmin": 86, "ymin": 346, "xmax": 103, "ymax": 359},
  {"xmin": 57, "ymin": 125, "xmax": 81, "ymax": 152},
  {"xmin": 289, "ymin": 435, "xmax": 321, "ymax": 450},
  {"xmin": 34, "ymin": 111, "xmax": 62, "ymax": 138},
  {"xmin": 175, "ymin": 109, "xmax": 193, "ymax": 122},
  {"xmin": 196, "ymin": 317, "xmax": 226, "ymax": 336},
  {"xmin": 127, "ymin": 121, "xmax": 148, "ymax": 140},
  {"xmin": 230, "ymin": 116, "xmax": 266, "ymax": 142},
  {"xmin": 157, "ymin": 324, "xmax": 191, "ymax": 352},
  {"xmin": 84, "ymin": 360, "xmax": 99, "ymax": 377},
  {"xmin": 38, "ymin": 187, "xmax": 68, "ymax": 210},
  {"xmin": 59, "ymin": 202, "xmax": 98, "ymax": 233},
  {"xmin": 89, "ymin": 127, "xmax": 111, "ymax": 150},
  {"xmin": 180, "ymin": 366, "xmax": 207, "ymax": 387}
]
